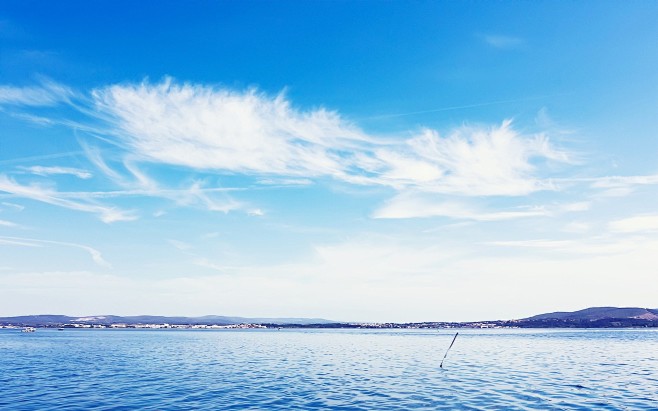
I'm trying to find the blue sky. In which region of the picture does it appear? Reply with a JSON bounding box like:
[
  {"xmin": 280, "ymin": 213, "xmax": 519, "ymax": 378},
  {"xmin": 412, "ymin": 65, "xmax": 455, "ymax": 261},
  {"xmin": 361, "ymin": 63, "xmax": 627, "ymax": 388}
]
[{"xmin": 1, "ymin": 1, "xmax": 657, "ymax": 322}]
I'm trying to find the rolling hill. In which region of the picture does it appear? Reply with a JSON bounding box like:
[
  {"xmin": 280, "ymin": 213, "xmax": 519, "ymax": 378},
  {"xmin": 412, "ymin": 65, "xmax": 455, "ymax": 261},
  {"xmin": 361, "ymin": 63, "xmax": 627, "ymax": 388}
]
[{"xmin": 525, "ymin": 307, "xmax": 658, "ymax": 321}]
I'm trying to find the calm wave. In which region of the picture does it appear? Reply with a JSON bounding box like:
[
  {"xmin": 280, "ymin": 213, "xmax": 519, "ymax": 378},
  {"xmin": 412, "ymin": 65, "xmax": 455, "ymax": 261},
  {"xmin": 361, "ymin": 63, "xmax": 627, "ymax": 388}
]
[{"xmin": 1, "ymin": 328, "xmax": 656, "ymax": 410}]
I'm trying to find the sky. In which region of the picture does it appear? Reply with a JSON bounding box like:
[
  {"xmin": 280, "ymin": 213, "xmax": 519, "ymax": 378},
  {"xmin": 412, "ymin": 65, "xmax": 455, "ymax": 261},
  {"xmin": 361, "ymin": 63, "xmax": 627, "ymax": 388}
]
[{"xmin": 0, "ymin": 1, "xmax": 657, "ymax": 322}]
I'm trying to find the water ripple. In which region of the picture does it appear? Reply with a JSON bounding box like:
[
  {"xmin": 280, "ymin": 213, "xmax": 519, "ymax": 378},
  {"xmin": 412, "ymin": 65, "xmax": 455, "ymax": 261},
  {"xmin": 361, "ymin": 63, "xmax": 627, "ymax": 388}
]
[{"xmin": 1, "ymin": 328, "xmax": 657, "ymax": 410}]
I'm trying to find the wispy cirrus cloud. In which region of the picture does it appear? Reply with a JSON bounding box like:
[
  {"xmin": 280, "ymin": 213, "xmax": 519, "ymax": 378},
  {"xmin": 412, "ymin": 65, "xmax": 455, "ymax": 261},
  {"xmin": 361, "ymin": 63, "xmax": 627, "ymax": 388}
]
[
  {"xmin": 609, "ymin": 214, "xmax": 658, "ymax": 233},
  {"xmin": 248, "ymin": 208, "xmax": 264, "ymax": 217},
  {"xmin": 373, "ymin": 193, "xmax": 590, "ymax": 221},
  {"xmin": 81, "ymin": 141, "xmax": 247, "ymax": 214},
  {"xmin": 2, "ymin": 78, "xmax": 577, "ymax": 221},
  {"xmin": 0, "ymin": 80, "xmax": 73, "ymax": 106},
  {"xmin": 590, "ymin": 175, "xmax": 658, "ymax": 188},
  {"xmin": 372, "ymin": 193, "xmax": 548, "ymax": 221},
  {"xmin": 19, "ymin": 165, "xmax": 92, "ymax": 179},
  {"xmin": 257, "ymin": 178, "xmax": 313, "ymax": 186},
  {"xmin": 362, "ymin": 120, "xmax": 570, "ymax": 195},
  {"xmin": 0, "ymin": 175, "xmax": 136, "ymax": 223},
  {"xmin": 487, "ymin": 235, "xmax": 658, "ymax": 257},
  {"xmin": 91, "ymin": 78, "xmax": 369, "ymax": 177},
  {"xmin": 0, "ymin": 235, "xmax": 111, "ymax": 267},
  {"xmin": 1, "ymin": 202, "xmax": 25, "ymax": 211},
  {"xmin": 182, "ymin": 181, "xmax": 244, "ymax": 213},
  {"xmin": 0, "ymin": 171, "xmax": 243, "ymax": 221},
  {"xmin": 590, "ymin": 174, "xmax": 658, "ymax": 197},
  {"xmin": 552, "ymin": 174, "xmax": 658, "ymax": 198},
  {"xmin": 88, "ymin": 79, "xmax": 570, "ymax": 198},
  {"xmin": 0, "ymin": 151, "xmax": 86, "ymax": 167},
  {"xmin": 0, "ymin": 219, "xmax": 19, "ymax": 228}
]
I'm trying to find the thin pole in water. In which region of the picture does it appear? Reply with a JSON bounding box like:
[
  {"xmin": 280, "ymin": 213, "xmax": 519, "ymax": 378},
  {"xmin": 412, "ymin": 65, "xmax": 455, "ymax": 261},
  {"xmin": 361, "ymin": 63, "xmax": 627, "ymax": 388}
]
[{"xmin": 439, "ymin": 332, "xmax": 459, "ymax": 369}]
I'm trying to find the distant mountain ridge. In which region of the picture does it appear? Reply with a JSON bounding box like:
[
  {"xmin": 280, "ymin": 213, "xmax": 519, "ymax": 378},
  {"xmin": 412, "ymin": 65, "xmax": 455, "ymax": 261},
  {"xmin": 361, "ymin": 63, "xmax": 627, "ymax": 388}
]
[
  {"xmin": 0, "ymin": 314, "xmax": 335, "ymax": 327},
  {"xmin": 525, "ymin": 307, "xmax": 658, "ymax": 321}
]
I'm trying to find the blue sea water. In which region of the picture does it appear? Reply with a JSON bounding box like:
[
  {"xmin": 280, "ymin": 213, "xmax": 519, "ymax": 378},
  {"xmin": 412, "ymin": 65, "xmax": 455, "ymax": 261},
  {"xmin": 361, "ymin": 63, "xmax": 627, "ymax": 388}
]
[{"xmin": 1, "ymin": 328, "xmax": 656, "ymax": 410}]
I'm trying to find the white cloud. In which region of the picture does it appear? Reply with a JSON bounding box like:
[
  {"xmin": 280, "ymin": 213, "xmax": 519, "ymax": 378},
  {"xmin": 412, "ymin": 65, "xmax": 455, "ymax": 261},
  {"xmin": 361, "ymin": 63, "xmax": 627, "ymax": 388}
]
[
  {"xmin": 88, "ymin": 79, "xmax": 570, "ymax": 198},
  {"xmin": 373, "ymin": 193, "xmax": 547, "ymax": 220},
  {"xmin": 1, "ymin": 202, "xmax": 25, "ymax": 211},
  {"xmin": 559, "ymin": 174, "xmax": 658, "ymax": 197},
  {"xmin": 10, "ymin": 112, "xmax": 57, "ymax": 126},
  {"xmin": 19, "ymin": 165, "xmax": 92, "ymax": 179},
  {"xmin": 91, "ymin": 78, "xmax": 368, "ymax": 178},
  {"xmin": 366, "ymin": 121, "xmax": 570, "ymax": 195},
  {"xmin": 486, "ymin": 238, "xmax": 649, "ymax": 256},
  {"xmin": 183, "ymin": 181, "xmax": 243, "ymax": 213},
  {"xmin": 591, "ymin": 175, "xmax": 658, "ymax": 189},
  {"xmin": 257, "ymin": 178, "xmax": 313, "ymax": 186},
  {"xmin": 0, "ymin": 235, "xmax": 111, "ymax": 267},
  {"xmin": 609, "ymin": 214, "xmax": 658, "ymax": 233},
  {"xmin": 584, "ymin": 174, "xmax": 658, "ymax": 197},
  {"xmin": 81, "ymin": 140, "xmax": 249, "ymax": 214},
  {"xmin": 0, "ymin": 81, "xmax": 73, "ymax": 106},
  {"xmin": 0, "ymin": 175, "xmax": 136, "ymax": 223},
  {"xmin": 373, "ymin": 193, "xmax": 591, "ymax": 221},
  {"xmin": 81, "ymin": 142, "xmax": 127, "ymax": 184},
  {"xmin": 0, "ymin": 151, "xmax": 86, "ymax": 167},
  {"xmin": 2, "ymin": 78, "xmax": 579, "ymax": 222},
  {"xmin": 83, "ymin": 246, "xmax": 111, "ymax": 268},
  {"xmin": 0, "ymin": 219, "xmax": 18, "ymax": 228},
  {"xmin": 0, "ymin": 237, "xmax": 41, "ymax": 247}
]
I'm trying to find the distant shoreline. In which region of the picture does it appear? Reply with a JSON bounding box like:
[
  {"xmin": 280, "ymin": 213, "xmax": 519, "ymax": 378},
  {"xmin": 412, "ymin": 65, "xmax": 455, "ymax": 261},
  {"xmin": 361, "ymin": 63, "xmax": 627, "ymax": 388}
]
[
  {"xmin": 2, "ymin": 307, "xmax": 657, "ymax": 329},
  {"xmin": 2, "ymin": 318, "xmax": 657, "ymax": 330}
]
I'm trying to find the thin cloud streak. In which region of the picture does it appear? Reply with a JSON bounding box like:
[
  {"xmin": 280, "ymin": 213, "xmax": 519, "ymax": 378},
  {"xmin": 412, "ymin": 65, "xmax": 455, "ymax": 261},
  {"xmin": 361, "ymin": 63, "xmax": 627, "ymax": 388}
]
[
  {"xmin": 0, "ymin": 219, "xmax": 19, "ymax": 228},
  {"xmin": 362, "ymin": 94, "xmax": 558, "ymax": 120},
  {"xmin": 80, "ymin": 142, "xmax": 248, "ymax": 214},
  {"xmin": 0, "ymin": 80, "xmax": 74, "ymax": 106},
  {"xmin": 0, "ymin": 175, "xmax": 136, "ymax": 223},
  {"xmin": 555, "ymin": 174, "xmax": 658, "ymax": 189},
  {"xmin": 0, "ymin": 173, "xmax": 245, "ymax": 219},
  {"xmin": 0, "ymin": 235, "xmax": 111, "ymax": 267},
  {"xmin": 19, "ymin": 166, "xmax": 92, "ymax": 179},
  {"xmin": 609, "ymin": 214, "xmax": 658, "ymax": 233},
  {"xmin": 1, "ymin": 202, "xmax": 25, "ymax": 211},
  {"xmin": 487, "ymin": 236, "xmax": 658, "ymax": 256},
  {"xmin": 0, "ymin": 151, "xmax": 86, "ymax": 166},
  {"xmin": 591, "ymin": 175, "xmax": 658, "ymax": 189},
  {"xmin": 373, "ymin": 195, "xmax": 548, "ymax": 221}
]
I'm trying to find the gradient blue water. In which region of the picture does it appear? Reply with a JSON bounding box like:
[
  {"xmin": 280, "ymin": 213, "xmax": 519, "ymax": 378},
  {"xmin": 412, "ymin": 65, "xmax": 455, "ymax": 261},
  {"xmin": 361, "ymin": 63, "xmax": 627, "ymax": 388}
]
[{"xmin": 1, "ymin": 328, "xmax": 656, "ymax": 410}]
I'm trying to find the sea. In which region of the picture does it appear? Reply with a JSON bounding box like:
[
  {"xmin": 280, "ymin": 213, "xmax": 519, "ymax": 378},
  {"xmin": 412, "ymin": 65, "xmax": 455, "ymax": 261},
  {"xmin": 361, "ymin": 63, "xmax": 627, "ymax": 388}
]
[{"xmin": 1, "ymin": 328, "xmax": 656, "ymax": 410}]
